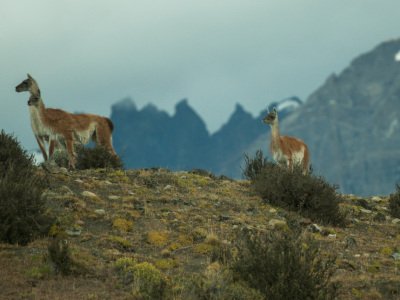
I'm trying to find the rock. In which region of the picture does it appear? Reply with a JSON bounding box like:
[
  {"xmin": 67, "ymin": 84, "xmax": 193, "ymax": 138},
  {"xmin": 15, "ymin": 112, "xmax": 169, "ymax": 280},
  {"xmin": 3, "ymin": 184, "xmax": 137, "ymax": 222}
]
[
  {"xmin": 82, "ymin": 191, "xmax": 97, "ymax": 198},
  {"xmin": 75, "ymin": 179, "xmax": 84, "ymax": 184},
  {"xmin": 360, "ymin": 208, "xmax": 372, "ymax": 214},
  {"xmin": 94, "ymin": 209, "xmax": 106, "ymax": 215},
  {"xmin": 392, "ymin": 218, "xmax": 400, "ymax": 224},
  {"xmin": 108, "ymin": 195, "xmax": 120, "ymax": 200},
  {"xmin": 391, "ymin": 253, "xmax": 400, "ymax": 260},
  {"xmin": 268, "ymin": 219, "xmax": 287, "ymax": 229},
  {"xmin": 66, "ymin": 229, "xmax": 81, "ymax": 237},
  {"xmin": 164, "ymin": 185, "xmax": 173, "ymax": 190},
  {"xmin": 308, "ymin": 223, "xmax": 323, "ymax": 233},
  {"xmin": 269, "ymin": 208, "xmax": 277, "ymax": 214},
  {"xmin": 328, "ymin": 234, "xmax": 336, "ymax": 239},
  {"xmin": 371, "ymin": 196, "xmax": 383, "ymax": 202}
]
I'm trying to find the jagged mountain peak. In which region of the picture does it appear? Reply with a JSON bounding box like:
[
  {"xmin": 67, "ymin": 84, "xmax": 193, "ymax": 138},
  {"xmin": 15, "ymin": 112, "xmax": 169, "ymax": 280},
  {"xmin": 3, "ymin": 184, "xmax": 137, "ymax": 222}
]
[{"xmin": 112, "ymin": 97, "xmax": 137, "ymax": 111}]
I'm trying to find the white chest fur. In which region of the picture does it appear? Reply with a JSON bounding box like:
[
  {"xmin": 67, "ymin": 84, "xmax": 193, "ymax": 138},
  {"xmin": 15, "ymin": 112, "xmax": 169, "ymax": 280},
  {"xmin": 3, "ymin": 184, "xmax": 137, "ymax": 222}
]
[
  {"xmin": 29, "ymin": 106, "xmax": 50, "ymax": 137},
  {"xmin": 272, "ymin": 149, "xmax": 287, "ymax": 164}
]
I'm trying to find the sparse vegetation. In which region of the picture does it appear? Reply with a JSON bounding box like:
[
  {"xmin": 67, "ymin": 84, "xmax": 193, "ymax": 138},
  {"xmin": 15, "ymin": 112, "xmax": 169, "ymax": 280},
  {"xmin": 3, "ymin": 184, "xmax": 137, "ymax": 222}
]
[
  {"xmin": 388, "ymin": 184, "xmax": 400, "ymax": 218},
  {"xmin": 0, "ymin": 166, "xmax": 398, "ymax": 299},
  {"xmin": 232, "ymin": 229, "xmax": 338, "ymax": 300},
  {"xmin": 243, "ymin": 150, "xmax": 346, "ymax": 226},
  {"xmin": 0, "ymin": 130, "xmax": 50, "ymax": 245}
]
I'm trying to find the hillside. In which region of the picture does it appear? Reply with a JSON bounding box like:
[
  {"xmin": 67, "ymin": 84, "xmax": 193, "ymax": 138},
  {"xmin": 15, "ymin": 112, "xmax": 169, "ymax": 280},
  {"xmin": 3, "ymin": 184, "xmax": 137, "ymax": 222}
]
[
  {"xmin": 249, "ymin": 39, "xmax": 400, "ymax": 196},
  {"xmin": 1, "ymin": 168, "xmax": 399, "ymax": 299}
]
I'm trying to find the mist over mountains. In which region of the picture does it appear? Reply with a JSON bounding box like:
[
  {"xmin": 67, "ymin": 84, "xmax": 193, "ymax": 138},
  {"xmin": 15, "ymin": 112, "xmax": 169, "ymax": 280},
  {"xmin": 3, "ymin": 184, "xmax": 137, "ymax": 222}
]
[{"xmin": 111, "ymin": 39, "xmax": 400, "ymax": 196}]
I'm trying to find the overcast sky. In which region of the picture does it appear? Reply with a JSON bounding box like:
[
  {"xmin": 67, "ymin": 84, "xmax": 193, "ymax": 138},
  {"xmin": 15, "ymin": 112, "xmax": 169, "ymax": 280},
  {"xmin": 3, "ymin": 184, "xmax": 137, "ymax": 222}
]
[{"xmin": 1, "ymin": 0, "xmax": 400, "ymax": 151}]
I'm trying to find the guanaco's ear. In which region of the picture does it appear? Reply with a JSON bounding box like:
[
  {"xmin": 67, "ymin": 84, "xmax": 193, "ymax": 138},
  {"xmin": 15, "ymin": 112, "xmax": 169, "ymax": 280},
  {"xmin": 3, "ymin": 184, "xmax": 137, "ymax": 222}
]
[
  {"xmin": 273, "ymin": 107, "xmax": 277, "ymax": 113},
  {"xmin": 27, "ymin": 73, "xmax": 33, "ymax": 79}
]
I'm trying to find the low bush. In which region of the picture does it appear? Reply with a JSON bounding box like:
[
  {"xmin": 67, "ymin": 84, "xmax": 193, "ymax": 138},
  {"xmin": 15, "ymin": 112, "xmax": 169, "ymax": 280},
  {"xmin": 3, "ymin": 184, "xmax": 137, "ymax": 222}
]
[
  {"xmin": 75, "ymin": 145, "xmax": 123, "ymax": 170},
  {"xmin": 115, "ymin": 258, "xmax": 167, "ymax": 299},
  {"xmin": 232, "ymin": 229, "xmax": 338, "ymax": 300},
  {"xmin": 48, "ymin": 237, "xmax": 73, "ymax": 275},
  {"xmin": 52, "ymin": 145, "xmax": 123, "ymax": 170},
  {"xmin": 243, "ymin": 151, "xmax": 345, "ymax": 226},
  {"xmin": 242, "ymin": 150, "xmax": 268, "ymax": 181},
  {"xmin": 389, "ymin": 184, "xmax": 400, "ymax": 218},
  {"xmin": 0, "ymin": 130, "xmax": 49, "ymax": 245}
]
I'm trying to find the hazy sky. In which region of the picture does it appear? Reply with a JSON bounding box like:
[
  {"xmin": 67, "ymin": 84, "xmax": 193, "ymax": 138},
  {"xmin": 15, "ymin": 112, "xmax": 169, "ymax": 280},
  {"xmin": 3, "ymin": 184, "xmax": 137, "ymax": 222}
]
[{"xmin": 1, "ymin": 0, "xmax": 400, "ymax": 151}]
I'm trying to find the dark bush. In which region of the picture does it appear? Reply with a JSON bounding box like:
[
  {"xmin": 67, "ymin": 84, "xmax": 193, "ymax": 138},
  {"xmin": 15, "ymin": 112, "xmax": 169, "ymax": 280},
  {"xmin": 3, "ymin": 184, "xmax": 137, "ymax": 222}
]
[
  {"xmin": 0, "ymin": 130, "xmax": 49, "ymax": 245},
  {"xmin": 232, "ymin": 229, "xmax": 338, "ymax": 300},
  {"xmin": 243, "ymin": 151, "xmax": 345, "ymax": 226},
  {"xmin": 389, "ymin": 184, "xmax": 400, "ymax": 218},
  {"xmin": 242, "ymin": 150, "xmax": 268, "ymax": 181},
  {"xmin": 75, "ymin": 145, "xmax": 123, "ymax": 170},
  {"xmin": 0, "ymin": 130, "xmax": 33, "ymax": 176}
]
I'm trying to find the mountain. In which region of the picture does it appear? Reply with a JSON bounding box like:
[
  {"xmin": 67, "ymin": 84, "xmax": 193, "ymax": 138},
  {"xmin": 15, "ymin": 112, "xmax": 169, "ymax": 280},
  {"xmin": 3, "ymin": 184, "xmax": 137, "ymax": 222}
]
[
  {"xmin": 248, "ymin": 39, "xmax": 400, "ymax": 195},
  {"xmin": 111, "ymin": 98, "xmax": 209, "ymax": 171},
  {"xmin": 111, "ymin": 97, "xmax": 301, "ymax": 177}
]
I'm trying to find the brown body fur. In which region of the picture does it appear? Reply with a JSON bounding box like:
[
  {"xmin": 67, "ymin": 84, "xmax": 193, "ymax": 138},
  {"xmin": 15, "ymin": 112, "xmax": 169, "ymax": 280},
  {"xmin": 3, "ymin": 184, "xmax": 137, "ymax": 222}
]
[{"xmin": 264, "ymin": 108, "xmax": 310, "ymax": 174}]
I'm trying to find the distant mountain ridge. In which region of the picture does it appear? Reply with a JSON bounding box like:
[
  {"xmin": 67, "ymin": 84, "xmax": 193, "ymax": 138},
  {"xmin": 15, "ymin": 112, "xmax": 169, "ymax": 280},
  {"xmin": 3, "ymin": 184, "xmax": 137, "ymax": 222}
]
[{"xmin": 111, "ymin": 97, "xmax": 301, "ymax": 178}]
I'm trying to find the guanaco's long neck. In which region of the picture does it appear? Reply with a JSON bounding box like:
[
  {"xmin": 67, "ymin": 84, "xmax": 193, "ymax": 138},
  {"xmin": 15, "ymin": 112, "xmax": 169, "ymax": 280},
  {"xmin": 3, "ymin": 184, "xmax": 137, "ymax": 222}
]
[
  {"xmin": 28, "ymin": 82, "xmax": 47, "ymax": 114},
  {"xmin": 28, "ymin": 93, "xmax": 48, "ymax": 127},
  {"xmin": 270, "ymin": 120, "xmax": 282, "ymax": 151}
]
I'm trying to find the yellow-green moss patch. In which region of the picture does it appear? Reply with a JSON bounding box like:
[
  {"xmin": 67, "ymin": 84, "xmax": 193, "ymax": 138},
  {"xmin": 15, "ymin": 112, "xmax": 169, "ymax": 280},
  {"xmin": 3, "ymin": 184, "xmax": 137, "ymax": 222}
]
[
  {"xmin": 113, "ymin": 218, "xmax": 133, "ymax": 232},
  {"xmin": 147, "ymin": 230, "xmax": 169, "ymax": 247}
]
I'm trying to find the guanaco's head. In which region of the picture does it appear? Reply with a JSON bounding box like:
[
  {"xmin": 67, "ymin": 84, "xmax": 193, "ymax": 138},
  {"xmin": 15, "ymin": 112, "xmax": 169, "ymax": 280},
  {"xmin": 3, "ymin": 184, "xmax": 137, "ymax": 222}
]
[
  {"xmin": 15, "ymin": 74, "xmax": 41, "ymax": 106},
  {"xmin": 15, "ymin": 74, "xmax": 40, "ymax": 95},
  {"xmin": 263, "ymin": 107, "xmax": 278, "ymax": 125}
]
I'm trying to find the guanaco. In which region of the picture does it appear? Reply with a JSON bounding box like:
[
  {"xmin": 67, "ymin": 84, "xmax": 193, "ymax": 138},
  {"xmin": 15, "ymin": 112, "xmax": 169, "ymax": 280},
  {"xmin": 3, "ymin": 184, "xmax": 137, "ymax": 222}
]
[
  {"xmin": 15, "ymin": 74, "xmax": 116, "ymax": 169},
  {"xmin": 263, "ymin": 107, "xmax": 310, "ymax": 174}
]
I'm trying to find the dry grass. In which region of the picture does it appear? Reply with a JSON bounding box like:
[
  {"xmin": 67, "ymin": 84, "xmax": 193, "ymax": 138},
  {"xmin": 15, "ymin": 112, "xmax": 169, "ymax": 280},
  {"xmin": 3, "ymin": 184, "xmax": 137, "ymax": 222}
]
[{"xmin": 0, "ymin": 168, "xmax": 399, "ymax": 299}]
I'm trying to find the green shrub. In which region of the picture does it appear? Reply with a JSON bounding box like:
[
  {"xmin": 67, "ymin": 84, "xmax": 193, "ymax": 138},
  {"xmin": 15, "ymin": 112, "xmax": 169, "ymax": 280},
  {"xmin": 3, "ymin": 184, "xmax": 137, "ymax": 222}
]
[
  {"xmin": 191, "ymin": 271, "xmax": 263, "ymax": 300},
  {"xmin": 115, "ymin": 258, "xmax": 167, "ymax": 299},
  {"xmin": 76, "ymin": 145, "xmax": 123, "ymax": 170},
  {"xmin": 242, "ymin": 150, "xmax": 268, "ymax": 181},
  {"xmin": 389, "ymin": 184, "xmax": 400, "ymax": 218},
  {"xmin": 48, "ymin": 237, "xmax": 73, "ymax": 275},
  {"xmin": 232, "ymin": 229, "xmax": 338, "ymax": 300},
  {"xmin": 244, "ymin": 152, "xmax": 345, "ymax": 226},
  {"xmin": 0, "ymin": 130, "xmax": 49, "ymax": 245}
]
